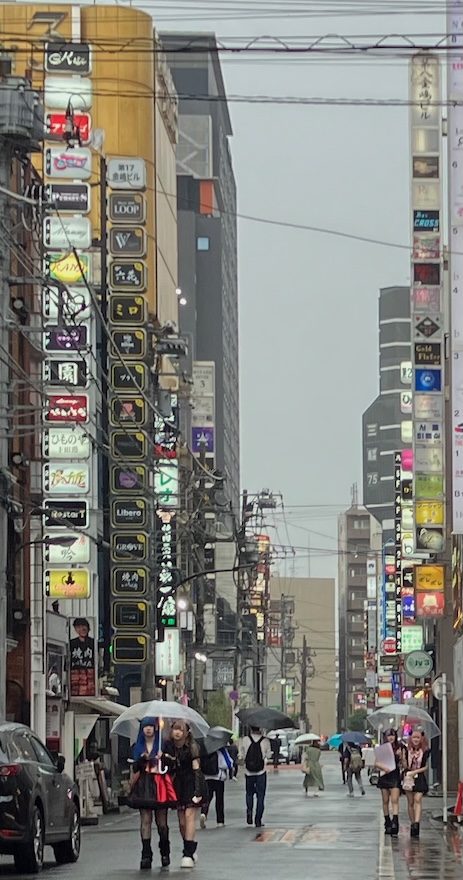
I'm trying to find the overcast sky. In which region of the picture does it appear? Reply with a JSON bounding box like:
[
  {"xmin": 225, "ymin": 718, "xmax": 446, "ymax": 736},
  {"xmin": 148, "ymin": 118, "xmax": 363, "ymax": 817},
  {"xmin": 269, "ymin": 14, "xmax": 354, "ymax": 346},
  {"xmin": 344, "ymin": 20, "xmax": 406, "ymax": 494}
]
[{"xmin": 154, "ymin": 1, "xmax": 447, "ymax": 579}]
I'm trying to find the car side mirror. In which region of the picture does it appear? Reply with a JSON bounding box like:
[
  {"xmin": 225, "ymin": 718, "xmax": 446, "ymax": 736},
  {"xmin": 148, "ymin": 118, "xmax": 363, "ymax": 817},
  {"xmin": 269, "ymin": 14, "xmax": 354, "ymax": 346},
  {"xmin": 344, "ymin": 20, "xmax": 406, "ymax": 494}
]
[{"xmin": 56, "ymin": 754, "xmax": 65, "ymax": 773}]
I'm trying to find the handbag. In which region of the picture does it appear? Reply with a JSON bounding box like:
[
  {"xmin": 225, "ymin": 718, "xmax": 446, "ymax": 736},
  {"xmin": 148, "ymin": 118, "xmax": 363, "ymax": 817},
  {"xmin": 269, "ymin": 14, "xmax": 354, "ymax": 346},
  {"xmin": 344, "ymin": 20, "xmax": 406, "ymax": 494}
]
[
  {"xmin": 402, "ymin": 773, "xmax": 415, "ymax": 792},
  {"xmin": 369, "ymin": 769, "xmax": 380, "ymax": 787}
]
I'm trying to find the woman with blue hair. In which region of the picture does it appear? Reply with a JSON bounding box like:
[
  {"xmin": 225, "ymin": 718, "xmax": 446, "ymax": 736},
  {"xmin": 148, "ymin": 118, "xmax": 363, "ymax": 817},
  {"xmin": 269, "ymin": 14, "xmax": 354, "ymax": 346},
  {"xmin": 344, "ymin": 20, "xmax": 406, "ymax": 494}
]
[{"xmin": 128, "ymin": 717, "xmax": 177, "ymax": 870}]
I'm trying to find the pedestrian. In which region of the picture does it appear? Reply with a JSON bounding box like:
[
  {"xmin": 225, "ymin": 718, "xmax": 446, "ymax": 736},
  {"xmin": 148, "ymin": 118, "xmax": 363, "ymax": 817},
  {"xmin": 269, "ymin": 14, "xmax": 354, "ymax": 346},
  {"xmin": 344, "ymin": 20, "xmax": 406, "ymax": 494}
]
[
  {"xmin": 338, "ymin": 742, "xmax": 346, "ymax": 784},
  {"xmin": 239, "ymin": 726, "xmax": 272, "ymax": 828},
  {"xmin": 301, "ymin": 741, "xmax": 324, "ymax": 796},
  {"xmin": 343, "ymin": 743, "xmax": 365, "ymax": 798},
  {"xmin": 374, "ymin": 728, "xmax": 406, "ymax": 837},
  {"xmin": 403, "ymin": 729, "xmax": 430, "ymax": 838},
  {"xmin": 127, "ymin": 717, "xmax": 177, "ymax": 871},
  {"xmin": 270, "ymin": 734, "xmax": 281, "ymax": 770},
  {"xmin": 227, "ymin": 736, "xmax": 239, "ymax": 778},
  {"xmin": 200, "ymin": 747, "xmax": 234, "ymax": 828},
  {"xmin": 163, "ymin": 720, "xmax": 206, "ymax": 868}
]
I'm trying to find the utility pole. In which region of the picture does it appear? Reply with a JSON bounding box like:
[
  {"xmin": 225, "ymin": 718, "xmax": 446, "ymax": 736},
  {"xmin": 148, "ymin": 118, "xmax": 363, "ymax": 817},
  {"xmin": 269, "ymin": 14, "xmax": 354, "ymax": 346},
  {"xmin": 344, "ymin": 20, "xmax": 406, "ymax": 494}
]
[
  {"xmin": 193, "ymin": 442, "xmax": 207, "ymax": 711},
  {"xmin": 0, "ymin": 67, "xmax": 40, "ymax": 719},
  {"xmin": 233, "ymin": 490, "xmax": 248, "ymax": 696},
  {"xmin": 300, "ymin": 635, "xmax": 308, "ymax": 728},
  {"xmin": 280, "ymin": 593, "xmax": 286, "ymax": 713}
]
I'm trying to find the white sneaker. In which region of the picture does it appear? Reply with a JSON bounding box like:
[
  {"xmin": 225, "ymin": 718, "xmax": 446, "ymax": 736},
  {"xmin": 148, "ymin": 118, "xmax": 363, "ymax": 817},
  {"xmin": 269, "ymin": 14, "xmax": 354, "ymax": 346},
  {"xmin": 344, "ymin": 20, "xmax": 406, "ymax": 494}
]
[
  {"xmin": 216, "ymin": 822, "xmax": 224, "ymax": 827},
  {"xmin": 181, "ymin": 856, "xmax": 195, "ymax": 868},
  {"xmin": 200, "ymin": 813, "xmax": 206, "ymax": 829}
]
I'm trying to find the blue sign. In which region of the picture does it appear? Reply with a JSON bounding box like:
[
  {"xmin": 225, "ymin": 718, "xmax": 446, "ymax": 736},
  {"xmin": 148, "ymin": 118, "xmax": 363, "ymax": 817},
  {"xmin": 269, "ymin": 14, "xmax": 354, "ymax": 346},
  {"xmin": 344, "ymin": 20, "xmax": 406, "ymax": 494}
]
[
  {"xmin": 415, "ymin": 368, "xmax": 442, "ymax": 393},
  {"xmin": 191, "ymin": 427, "xmax": 214, "ymax": 453}
]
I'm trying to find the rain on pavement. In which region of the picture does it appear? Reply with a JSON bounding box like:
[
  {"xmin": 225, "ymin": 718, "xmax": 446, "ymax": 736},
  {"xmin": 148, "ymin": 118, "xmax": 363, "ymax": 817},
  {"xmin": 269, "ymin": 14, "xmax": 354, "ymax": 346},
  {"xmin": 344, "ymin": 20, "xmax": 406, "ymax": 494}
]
[{"xmin": 2, "ymin": 753, "xmax": 462, "ymax": 880}]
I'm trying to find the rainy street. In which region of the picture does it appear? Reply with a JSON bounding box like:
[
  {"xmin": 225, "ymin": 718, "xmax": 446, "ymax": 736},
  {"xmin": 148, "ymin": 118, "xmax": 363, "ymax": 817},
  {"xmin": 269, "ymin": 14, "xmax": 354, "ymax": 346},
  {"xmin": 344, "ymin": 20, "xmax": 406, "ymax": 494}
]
[{"xmin": 1, "ymin": 753, "xmax": 462, "ymax": 880}]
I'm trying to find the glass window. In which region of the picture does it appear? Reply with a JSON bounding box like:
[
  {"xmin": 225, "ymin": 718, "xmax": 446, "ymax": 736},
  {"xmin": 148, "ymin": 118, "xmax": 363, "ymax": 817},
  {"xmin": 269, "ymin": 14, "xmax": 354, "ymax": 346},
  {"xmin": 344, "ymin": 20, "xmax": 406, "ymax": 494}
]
[
  {"xmin": 197, "ymin": 236, "xmax": 210, "ymax": 251},
  {"xmin": 15, "ymin": 734, "xmax": 37, "ymax": 762},
  {"xmin": 30, "ymin": 737, "xmax": 55, "ymax": 767}
]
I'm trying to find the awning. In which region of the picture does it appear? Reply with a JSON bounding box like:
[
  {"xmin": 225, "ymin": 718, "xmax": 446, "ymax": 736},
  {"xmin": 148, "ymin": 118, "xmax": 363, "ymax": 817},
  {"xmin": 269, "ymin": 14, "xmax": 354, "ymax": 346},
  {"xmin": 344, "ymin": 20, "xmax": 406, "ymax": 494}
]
[{"xmin": 74, "ymin": 697, "xmax": 126, "ymax": 717}]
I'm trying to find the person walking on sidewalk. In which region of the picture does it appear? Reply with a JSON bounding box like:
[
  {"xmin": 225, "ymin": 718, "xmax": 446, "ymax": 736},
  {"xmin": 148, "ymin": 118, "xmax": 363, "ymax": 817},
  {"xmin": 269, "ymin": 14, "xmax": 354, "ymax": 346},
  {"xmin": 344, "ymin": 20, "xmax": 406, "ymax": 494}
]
[
  {"xmin": 403, "ymin": 729, "xmax": 430, "ymax": 838},
  {"xmin": 270, "ymin": 734, "xmax": 281, "ymax": 771},
  {"xmin": 164, "ymin": 720, "xmax": 207, "ymax": 869},
  {"xmin": 200, "ymin": 747, "xmax": 234, "ymax": 828},
  {"xmin": 343, "ymin": 743, "xmax": 365, "ymax": 798},
  {"xmin": 127, "ymin": 717, "xmax": 177, "ymax": 871},
  {"xmin": 239, "ymin": 726, "xmax": 272, "ymax": 828},
  {"xmin": 374, "ymin": 728, "xmax": 407, "ymax": 837},
  {"xmin": 301, "ymin": 741, "xmax": 324, "ymax": 796}
]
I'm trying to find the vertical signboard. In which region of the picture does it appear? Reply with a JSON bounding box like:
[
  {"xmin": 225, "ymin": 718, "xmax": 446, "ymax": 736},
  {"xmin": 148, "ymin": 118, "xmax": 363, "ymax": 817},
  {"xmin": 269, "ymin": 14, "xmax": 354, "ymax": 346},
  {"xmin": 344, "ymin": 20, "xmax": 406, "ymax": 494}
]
[
  {"xmin": 409, "ymin": 54, "xmax": 445, "ymax": 548},
  {"xmin": 448, "ymin": 8, "xmax": 463, "ymax": 533}
]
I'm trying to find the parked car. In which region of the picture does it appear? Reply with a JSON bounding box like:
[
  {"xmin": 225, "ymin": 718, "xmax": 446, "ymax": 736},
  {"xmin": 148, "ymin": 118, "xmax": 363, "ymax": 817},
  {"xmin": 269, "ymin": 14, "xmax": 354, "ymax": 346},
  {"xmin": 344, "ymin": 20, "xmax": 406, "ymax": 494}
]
[{"xmin": 0, "ymin": 722, "xmax": 81, "ymax": 873}]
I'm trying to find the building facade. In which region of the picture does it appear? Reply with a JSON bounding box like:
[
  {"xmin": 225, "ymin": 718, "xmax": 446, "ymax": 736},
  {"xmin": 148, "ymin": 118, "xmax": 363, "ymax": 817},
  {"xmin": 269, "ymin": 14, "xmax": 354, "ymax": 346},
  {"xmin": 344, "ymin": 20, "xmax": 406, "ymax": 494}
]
[
  {"xmin": 362, "ymin": 286, "xmax": 411, "ymax": 531},
  {"xmin": 161, "ymin": 32, "xmax": 240, "ymax": 516},
  {"xmin": 337, "ymin": 499, "xmax": 375, "ymax": 729}
]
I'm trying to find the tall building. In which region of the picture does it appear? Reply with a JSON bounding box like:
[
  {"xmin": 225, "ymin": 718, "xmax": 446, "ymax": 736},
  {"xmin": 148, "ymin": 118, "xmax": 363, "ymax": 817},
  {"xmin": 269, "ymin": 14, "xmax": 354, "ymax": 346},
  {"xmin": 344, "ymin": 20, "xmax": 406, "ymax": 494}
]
[
  {"xmin": 337, "ymin": 495, "xmax": 377, "ymax": 729},
  {"xmin": 266, "ymin": 576, "xmax": 336, "ymax": 736},
  {"xmin": 362, "ymin": 286, "xmax": 411, "ymax": 531},
  {"xmin": 162, "ymin": 33, "xmax": 240, "ymax": 515}
]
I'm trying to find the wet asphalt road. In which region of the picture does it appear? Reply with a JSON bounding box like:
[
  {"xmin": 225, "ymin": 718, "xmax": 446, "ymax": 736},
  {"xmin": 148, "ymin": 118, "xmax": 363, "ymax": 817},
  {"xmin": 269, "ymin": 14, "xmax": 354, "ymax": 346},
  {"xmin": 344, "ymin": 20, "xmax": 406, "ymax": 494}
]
[{"xmin": 2, "ymin": 753, "xmax": 463, "ymax": 879}]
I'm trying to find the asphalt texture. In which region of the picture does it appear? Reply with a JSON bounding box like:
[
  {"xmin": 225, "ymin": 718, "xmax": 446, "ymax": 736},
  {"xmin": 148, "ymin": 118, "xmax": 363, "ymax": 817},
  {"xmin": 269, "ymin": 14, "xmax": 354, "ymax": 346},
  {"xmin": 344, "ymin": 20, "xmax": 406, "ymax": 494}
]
[{"xmin": 2, "ymin": 753, "xmax": 463, "ymax": 879}]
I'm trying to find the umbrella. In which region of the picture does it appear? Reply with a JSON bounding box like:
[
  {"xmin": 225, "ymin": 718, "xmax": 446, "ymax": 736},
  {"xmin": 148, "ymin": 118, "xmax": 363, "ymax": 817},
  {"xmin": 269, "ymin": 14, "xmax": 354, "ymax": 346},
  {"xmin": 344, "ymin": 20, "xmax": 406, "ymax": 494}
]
[
  {"xmin": 111, "ymin": 700, "xmax": 210, "ymax": 741},
  {"xmin": 366, "ymin": 703, "xmax": 440, "ymax": 740},
  {"xmin": 236, "ymin": 707, "xmax": 296, "ymax": 731},
  {"xmin": 327, "ymin": 732, "xmax": 371, "ymax": 748},
  {"xmin": 294, "ymin": 733, "xmax": 321, "ymax": 746},
  {"xmin": 197, "ymin": 726, "xmax": 232, "ymax": 756}
]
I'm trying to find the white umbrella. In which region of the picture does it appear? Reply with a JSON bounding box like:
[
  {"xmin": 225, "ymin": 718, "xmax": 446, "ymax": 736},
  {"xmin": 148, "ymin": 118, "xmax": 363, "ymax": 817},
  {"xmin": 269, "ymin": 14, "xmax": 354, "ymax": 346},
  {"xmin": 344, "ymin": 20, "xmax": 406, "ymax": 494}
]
[
  {"xmin": 294, "ymin": 733, "xmax": 321, "ymax": 745},
  {"xmin": 367, "ymin": 703, "xmax": 440, "ymax": 740},
  {"xmin": 110, "ymin": 700, "xmax": 210, "ymax": 741}
]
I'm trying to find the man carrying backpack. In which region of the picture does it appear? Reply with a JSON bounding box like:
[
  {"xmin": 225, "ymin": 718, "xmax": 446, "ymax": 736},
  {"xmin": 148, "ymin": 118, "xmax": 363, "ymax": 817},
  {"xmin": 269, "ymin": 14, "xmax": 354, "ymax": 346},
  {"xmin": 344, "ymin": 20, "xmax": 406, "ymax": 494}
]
[
  {"xmin": 199, "ymin": 747, "xmax": 234, "ymax": 829},
  {"xmin": 239, "ymin": 726, "xmax": 272, "ymax": 827},
  {"xmin": 344, "ymin": 743, "xmax": 366, "ymax": 798}
]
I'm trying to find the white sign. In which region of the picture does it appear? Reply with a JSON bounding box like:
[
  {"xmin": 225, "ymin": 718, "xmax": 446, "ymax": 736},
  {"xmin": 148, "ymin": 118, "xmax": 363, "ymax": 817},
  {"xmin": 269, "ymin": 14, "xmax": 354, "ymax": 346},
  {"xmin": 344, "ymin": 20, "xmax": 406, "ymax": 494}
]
[
  {"xmin": 43, "ymin": 217, "xmax": 92, "ymax": 250},
  {"xmin": 401, "ymin": 392, "xmax": 413, "ymax": 415},
  {"xmin": 400, "ymin": 361, "xmax": 412, "ymax": 385},
  {"xmin": 155, "ymin": 628, "xmax": 180, "ymax": 677},
  {"xmin": 44, "ymin": 532, "xmax": 91, "ymax": 564},
  {"xmin": 404, "ymin": 650, "xmax": 433, "ymax": 679},
  {"xmin": 414, "ymin": 394, "xmax": 443, "ymax": 420},
  {"xmin": 401, "ymin": 625, "xmax": 424, "ymax": 654},
  {"xmin": 193, "ymin": 362, "xmax": 215, "ymax": 396},
  {"xmin": 414, "ymin": 446, "xmax": 444, "ymax": 473},
  {"xmin": 155, "ymin": 460, "xmax": 179, "ymax": 508},
  {"xmin": 107, "ymin": 157, "xmax": 146, "ymax": 190},
  {"xmin": 44, "ymin": 75, "xmax": 92, "ymax": 111},
  {"xmin": 43, "ymin": 286, "xmax": 91, "ymax": 322},
  {"xmin": 43, "ymin": 463, "xmax": 90, "ymax": 494},
  {"xmin": 43, "ymin": 427, "xmax": 90, "ymax": 459},
  {"xmin": 45, "ymin": 147, "xmax": 92, "ymax": 180}
]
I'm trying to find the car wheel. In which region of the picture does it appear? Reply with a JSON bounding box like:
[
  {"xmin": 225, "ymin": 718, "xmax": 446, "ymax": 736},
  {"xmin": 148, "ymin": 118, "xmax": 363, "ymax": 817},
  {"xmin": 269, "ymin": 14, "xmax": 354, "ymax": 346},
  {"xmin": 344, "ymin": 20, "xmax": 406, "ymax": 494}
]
[
  {"xmin": 53, "ymin": 803, "xmax": 81, "ymax": 864},
  {"xmin": 14, "ymin": 805, "xmax": 44, "ymax": 874}
]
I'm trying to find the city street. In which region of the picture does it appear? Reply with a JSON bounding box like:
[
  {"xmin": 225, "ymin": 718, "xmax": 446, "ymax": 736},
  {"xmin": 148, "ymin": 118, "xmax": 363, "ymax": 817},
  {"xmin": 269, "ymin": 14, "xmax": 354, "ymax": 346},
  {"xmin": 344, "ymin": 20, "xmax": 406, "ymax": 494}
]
[{"xmin": 2, "ymin": 754, "xmax": 462, "ymax": 879}]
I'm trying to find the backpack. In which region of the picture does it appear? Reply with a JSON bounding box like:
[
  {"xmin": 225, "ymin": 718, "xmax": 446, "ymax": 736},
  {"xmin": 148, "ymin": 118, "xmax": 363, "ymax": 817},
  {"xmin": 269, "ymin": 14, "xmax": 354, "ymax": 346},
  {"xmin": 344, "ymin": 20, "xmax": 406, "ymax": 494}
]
[
  {"xmin": 245, "ymin": 737, "xmax": 264, "ymax": 773},
  {"xmin": 201, "ymin": 751, "xmax": 219, "ymax": 776},
  {"xmin": 350, "ymin": 751, "xmax": 363, "ymax": 771}
]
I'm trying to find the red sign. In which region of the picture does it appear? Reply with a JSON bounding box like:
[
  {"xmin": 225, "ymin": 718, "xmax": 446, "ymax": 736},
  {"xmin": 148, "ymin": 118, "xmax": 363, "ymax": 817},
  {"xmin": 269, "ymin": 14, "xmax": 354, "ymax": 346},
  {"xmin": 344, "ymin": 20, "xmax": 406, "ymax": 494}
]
[
  {"xmin": 382, "ymin": 637, "xmax": 397, "ymax": 655},
  {"xmin": 45, "ymin": 395, "xmax": 88, "ymax": 423},
  {"xmin": 416, "ymin": 591, "xmax": 445, "ymax": 618},
  {"xmin": 46, "ymin": 113, "xmax": 91, "ymax": 144}
]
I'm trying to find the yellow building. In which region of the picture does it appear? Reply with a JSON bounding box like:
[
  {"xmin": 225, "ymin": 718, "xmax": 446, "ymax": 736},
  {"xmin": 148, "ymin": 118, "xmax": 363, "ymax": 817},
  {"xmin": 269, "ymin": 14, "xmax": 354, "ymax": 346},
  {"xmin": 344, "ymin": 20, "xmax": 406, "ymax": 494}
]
[{"xmin": 269, "ymin": 576, "xmax": 337, "ymax": 737}]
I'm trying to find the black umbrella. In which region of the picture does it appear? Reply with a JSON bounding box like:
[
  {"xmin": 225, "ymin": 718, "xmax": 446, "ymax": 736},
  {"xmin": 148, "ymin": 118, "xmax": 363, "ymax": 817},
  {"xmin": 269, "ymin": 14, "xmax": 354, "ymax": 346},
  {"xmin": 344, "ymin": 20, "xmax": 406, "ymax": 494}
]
[
  {"xmin": 236, "ymin": 707, "xmax": 296, "ymax": 731},
  {"xmin": 197, "ymin": 726, "xmax": 232, "ymax": 756}
]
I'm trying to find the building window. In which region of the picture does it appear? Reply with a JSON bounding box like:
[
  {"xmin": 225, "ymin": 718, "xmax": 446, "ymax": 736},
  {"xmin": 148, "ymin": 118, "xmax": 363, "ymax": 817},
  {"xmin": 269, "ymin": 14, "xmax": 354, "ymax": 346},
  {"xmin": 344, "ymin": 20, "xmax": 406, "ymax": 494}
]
[
  {"xmin": 197, "ymin": 236, "xmax": 210, "ymax": 251},
  {"xmin": 367, "ymin": 448, "xmax": 377, "ymax": 462}
]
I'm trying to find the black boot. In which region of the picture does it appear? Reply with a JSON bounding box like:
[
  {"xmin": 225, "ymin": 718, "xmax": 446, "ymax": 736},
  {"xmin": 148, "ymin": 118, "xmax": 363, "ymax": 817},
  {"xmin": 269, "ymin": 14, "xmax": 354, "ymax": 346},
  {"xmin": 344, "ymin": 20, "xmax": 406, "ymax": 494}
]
[
  {"xmin": 384, "ymin": 816, "xmax": 392, "ymax": 835},
  {"xmin": 391, "ymin": 816, "xmax": 399, "ymax": 837},
  {"xmin": 159, "ymin": 835, "xmax": 170, "ymax": 869},
  {"xmin": 140, "ymin": 840, "xmax": 152, "ymax": 870},
  {"xmin": 410, "ymin": 822, "xmax": 420, "ymax": 838}
]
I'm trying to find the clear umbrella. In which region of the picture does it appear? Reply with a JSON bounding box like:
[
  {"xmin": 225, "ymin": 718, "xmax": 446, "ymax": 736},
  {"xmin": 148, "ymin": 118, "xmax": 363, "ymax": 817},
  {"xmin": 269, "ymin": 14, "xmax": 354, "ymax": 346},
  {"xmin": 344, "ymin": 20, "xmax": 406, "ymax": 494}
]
[
  {"xmin": 367, "ymin": 703, "xmax": 440, "ymax": 739},
  {"xmin": 110, "ymin": 700, "xmax": 210, "ymax": 741},
  {"xmin": 294, "ymin": 733, "xmax": 321, "ymax": 745}
]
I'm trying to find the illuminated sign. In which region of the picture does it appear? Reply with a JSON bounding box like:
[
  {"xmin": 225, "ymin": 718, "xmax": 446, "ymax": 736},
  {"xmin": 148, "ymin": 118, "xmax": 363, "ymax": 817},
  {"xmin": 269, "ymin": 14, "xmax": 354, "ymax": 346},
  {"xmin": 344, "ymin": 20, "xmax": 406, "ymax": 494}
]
[
  {"xmin": 44, "ymin": 394, "xmax": 88, "ymax": 423},
  {"xmin": 111, "ymin": 567, "xmax": 148, "ymax": 596},
  {"xmin": 110, "ymin": 397, "xmax": 147, "ymax": 427},
  {"xmin": 45, "ymin": 42, "xmax": 91, "ymax": 74},
  {"xmin": 110, "ymin": 330, "xmax": 147, "ymax": 358},
  {"xmin": 112, "ymin": 601, "xmax": 148, "ymax": 629},
  {"xmin": 111, "ymin": 465, "xmax": 148, "ymax": 494},
  {"xmin": 111, "ymin": 363, "xmax": 147, "ymax": 392},
  {"xmin": 44, "ymin": 183, "xmax": 90, "ymax": 213},
  {"xmin": 155, "ymin": 460, "xmax": 179, "ymax": 507},
  {"xmin": 413, "ymin": 209, "xmax": 439, "ymax": 231},
  {"xmin": 112, "ymin": 634, "xmax": 149, "ymax": 664},
  {"xmin": 108, "ymin": 192, "xmax": 146, "ymax": 223},
  {"xmin": 43, "ymin": 463, "xmax": 90, "ymax": 495},
  {"xmin": 46, "ymin": 112, "xmax": 91, "ymax": 144},
  {"xmin": 44, "ymin": 252, "xmax": 91, "ymax": 285},
  {"xmin": 109, "ymin": 295, "xmax": 146, "ymax": 324},
  {"xmin": 109, "ymin": 261, "xmax": 146, "ymax": 291},
  {"xmin": 110, "ymin": 431, "xmax": 147, "ymax": 460},
  {"xmin": 111, "ymin": 498, "xmax": 148, "ymax": 528},
  {"xmin": 43, "ymin": 325, "xmax": 87, "ymax": 352},
  {"xmin": 44, "ymin": 533, "xmax": 91, "ymax": 564},
  {"xmin": 43, "ymin": 427, "xmax": 90, "ymax": 460},
  {"xmin": 44, "ymin": 569, "xmax": 90, "ymax": 599},
  {"xmin": 43, "ymin": 500, "xmax": 88, "ymax": 529},
  {"xmin": 43, "ymin": 359, "xmax": 88, "ymax": 389},
  {"xmin": 43, "ymin": 216, "xmax": 92, "ymax": 250},
  {"xmin": 109, "ymin": 227, "xmax": 146, "ymax": 257},
  {"xmin": 111, "ymin": 532, "xmax": 148, "ymax": 562},
  {"xmin": 44, "ymin": 147, "xmax": 92, "ymax": 179},
  {"xmin": 107, "ymin": 157, "xmax": 146, "ymax": 190}
]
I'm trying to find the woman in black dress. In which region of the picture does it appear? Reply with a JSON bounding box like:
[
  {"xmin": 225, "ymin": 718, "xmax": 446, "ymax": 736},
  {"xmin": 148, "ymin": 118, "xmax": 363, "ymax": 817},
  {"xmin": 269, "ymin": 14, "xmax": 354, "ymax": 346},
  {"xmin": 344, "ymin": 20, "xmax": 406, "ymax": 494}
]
[
  {"xmin": 374, "ymin": 728, "xmax": 406, "ymax": 836},
  {"xmin": 404, "ymin": 729, "xmax": 430, "ymax": 838},
  {"xmin": 128, "ymin": 717, "xmax": 177, "ymax": 870},
  {"xmin": 164, "ymin": 720, "xmax": 206, "ymax": 869}
]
